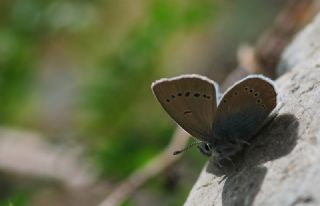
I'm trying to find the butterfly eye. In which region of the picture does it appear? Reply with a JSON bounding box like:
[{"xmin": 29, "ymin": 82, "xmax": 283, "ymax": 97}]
[
  {"xmin": 249, "ymin": 89, "xmax": 254, "ymax": 93},
  {"xmin": 254, "ymin": 92, "xmax": 260, "ymax": 97},
  {"xmin": 198, "ymin": 143, "xmax": 212, "ymax": 156}
]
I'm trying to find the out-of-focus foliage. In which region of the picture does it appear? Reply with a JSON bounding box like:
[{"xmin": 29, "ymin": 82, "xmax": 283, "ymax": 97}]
[
  {"xmin": 0, "ymin": 0, "xmax": 217, "ymax": 205},
  {"xmin": 0, "ymin": 0, "xmax": 216, "ymax": 164},
  {"xmin": 83, "ymin": 0, "xmax": 217, "ymax": 179},
  {"xmin": 0, "ymin": 0, "xmax": 285, "ymax": 205},
  {"xmin": 0, "ymin": 190, "xmax": 30, "ymax": 206}
]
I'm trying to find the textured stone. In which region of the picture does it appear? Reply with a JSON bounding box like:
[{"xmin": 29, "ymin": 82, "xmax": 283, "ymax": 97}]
[{"xmin": 184, "ymin": 14, "xmax": 320, "ymax": 206}]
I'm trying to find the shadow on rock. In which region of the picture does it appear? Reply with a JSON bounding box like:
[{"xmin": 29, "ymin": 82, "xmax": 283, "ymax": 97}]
[
  {"xmin": 206, "ymin": 113, "xmax": 299, "ymax": 206},
  {"xmin": 221, "ymin": 166, "xmax": 267, "ymax": 206}
]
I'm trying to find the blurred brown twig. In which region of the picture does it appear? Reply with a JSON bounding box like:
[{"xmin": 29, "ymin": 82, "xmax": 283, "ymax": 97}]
[
  {"xmin": 0, "ymin": 128, "xmax": 97, "ymax": 189},
  {"xmin": 98, "ymin": 127, "xmax": 189, "ymax": 206}
]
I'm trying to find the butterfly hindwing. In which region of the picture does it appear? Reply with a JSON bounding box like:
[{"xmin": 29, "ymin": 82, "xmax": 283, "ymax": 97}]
[
  {"xmin": 213, "ymin": 75, "xmax": 277, "ymax": 143},
  {"xmin": 152, "ymin": 74, "xmax": 219, "ymax": 142}
]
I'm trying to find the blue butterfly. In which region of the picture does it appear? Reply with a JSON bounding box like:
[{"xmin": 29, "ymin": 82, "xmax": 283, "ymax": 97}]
[{"xmin": 152, "ymin": 74, "xmax": 278, "ymax": 160}]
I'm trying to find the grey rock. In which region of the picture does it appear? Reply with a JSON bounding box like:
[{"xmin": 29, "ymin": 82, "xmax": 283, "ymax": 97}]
[{"xmin": 184, "ymin": 14, "xmax": 320, "ymax": 206}]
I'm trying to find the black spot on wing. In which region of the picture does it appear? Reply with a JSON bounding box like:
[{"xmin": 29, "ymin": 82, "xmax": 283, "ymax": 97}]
[{"xmin": 184, "ymin": 110, "xmax": 192, "ymax": 115}]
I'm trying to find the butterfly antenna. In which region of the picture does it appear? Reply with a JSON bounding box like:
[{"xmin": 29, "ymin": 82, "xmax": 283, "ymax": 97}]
[{"xmin": 173, "ymin": 141, "xmax": 202, "ymax": 155}]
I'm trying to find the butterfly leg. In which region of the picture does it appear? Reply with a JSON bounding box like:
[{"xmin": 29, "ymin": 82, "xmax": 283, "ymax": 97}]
[
  {"xmin": 215, "ymin": 160, "xmax": 223, "ymax": 168},
  {"xmin": 225, "ymin": 156, "xmax": 235, "ymax": 167},
  {"xmin": 218, "ymin": 175, "xmax": 228, "ymax": 184},
  {"xmin": 240, "ymin": 140, "xmax": 251, "ymax": 145}
]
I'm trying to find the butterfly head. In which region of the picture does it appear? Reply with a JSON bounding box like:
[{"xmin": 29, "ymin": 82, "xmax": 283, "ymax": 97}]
[
  {"xmin": 174, "ymin": 140, "xmax": 240, "ymax": 160},
  {"xmin": 173, "ymin": 141, "xmax": 218, "ymax": 157}
]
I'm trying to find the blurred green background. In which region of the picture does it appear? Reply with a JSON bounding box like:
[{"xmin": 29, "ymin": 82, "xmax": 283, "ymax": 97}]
[{"xmin": 0, "ymin": 0, "xmax": 285, "ymax": 205}]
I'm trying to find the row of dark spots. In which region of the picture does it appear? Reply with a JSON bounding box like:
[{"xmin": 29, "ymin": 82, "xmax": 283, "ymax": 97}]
[
  {"xmin": 244, "ymin": 86, "xmax": 266, "ymax": 109},
  {"xmin": 166, "ymin": 92, "xmax": 211, "ymax": 102},
  {"xmin": 221, "ymin": 86, "xmax": 266, "ymax": 109},
  {"xmin": 244, "ymin": 86, "xmax": 260, "ymax": 97}
]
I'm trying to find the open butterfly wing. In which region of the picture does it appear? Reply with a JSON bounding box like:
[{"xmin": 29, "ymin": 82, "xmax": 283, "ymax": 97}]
[
  {"xmin": 213, "ymin": 75, "xmax": 277, "ymax": 143},
  {"xmin": 152, "ymin": 74, "xmax": 219, "ymax": 142}
]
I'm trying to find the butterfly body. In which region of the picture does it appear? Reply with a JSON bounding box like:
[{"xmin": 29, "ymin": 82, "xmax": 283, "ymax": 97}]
[{"xmin": 152, "ymin": 74, "xmax": 277, "ymax": 160}]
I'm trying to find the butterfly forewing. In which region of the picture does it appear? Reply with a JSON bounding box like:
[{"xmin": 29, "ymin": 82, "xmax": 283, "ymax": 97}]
[
  {"xmin": 213, "ymin": 75, "xmax": 277, "ymax": 142},
  {"xmin": 152, "ymin": 75, "xmax": 218, "ymax": 142}
]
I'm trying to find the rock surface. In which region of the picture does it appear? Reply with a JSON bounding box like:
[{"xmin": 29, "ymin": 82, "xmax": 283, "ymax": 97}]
[{"xmin": 184, "ymin": 14, "xmax": 320, "ymax": 206}]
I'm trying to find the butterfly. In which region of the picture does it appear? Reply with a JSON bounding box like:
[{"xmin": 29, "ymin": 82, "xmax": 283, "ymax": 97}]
[{"xmin": 151, "ymin": 74, "xmax": 278, "ymax": 160}]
